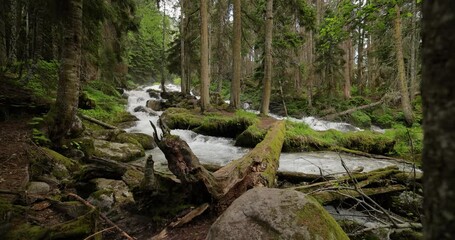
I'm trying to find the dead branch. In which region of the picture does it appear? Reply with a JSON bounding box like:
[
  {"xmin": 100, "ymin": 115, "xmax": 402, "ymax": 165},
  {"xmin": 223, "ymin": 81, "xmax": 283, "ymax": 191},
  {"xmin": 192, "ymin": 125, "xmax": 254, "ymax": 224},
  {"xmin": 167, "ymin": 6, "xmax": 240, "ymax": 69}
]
[
  {"xmin": 170, "ymin": 203, "xmax": 210, "ymax": 228},
  {"xmin": 79, "ymin": 113, "xmax": 119, "ymax": 130},
  {"xmin": 67, "ymin": 193, "xmax": 135, "ymax": 240},
  {"xmin": 323, "ymin": 99, "xmax": 384, "ymax": 120}
]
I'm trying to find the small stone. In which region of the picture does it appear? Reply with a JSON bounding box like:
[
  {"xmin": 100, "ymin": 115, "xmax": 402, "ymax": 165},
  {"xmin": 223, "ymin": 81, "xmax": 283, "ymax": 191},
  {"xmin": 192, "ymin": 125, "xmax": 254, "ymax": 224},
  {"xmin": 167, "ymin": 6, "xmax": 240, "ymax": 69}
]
[{"xmin": 27, "ymin": 181, "xmax": 50, "ymax": 195}]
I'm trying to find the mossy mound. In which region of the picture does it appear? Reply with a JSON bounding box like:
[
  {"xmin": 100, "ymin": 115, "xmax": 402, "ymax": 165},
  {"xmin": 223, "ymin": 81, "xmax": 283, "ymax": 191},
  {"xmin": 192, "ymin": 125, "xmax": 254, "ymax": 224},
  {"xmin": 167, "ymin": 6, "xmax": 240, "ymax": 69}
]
[
  {"xmin": 30, "ymin": 148, "xmax": 81, "ymax": 181},
  {"xmin": 348, "ymin": 111, "xmax": 372, "ymax": 128},
  {"xmin": 113, "ymin": 132, "xmax": 156, "ymax": 150},
  {"xmin": 234, "ymin": 124, "xmax": 268, "ymax": 147},
  {"xmin": 161, "ymin": 108, "xmax": 258, "ymax": 138}
]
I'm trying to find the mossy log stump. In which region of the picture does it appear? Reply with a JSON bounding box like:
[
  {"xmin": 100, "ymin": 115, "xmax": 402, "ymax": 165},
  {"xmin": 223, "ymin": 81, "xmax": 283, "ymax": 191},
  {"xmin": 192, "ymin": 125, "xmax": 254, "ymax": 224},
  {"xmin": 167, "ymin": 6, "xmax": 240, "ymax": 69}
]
[{"xmin": 151, "ymin": 119, "xmax": 285, "ymax": 206}]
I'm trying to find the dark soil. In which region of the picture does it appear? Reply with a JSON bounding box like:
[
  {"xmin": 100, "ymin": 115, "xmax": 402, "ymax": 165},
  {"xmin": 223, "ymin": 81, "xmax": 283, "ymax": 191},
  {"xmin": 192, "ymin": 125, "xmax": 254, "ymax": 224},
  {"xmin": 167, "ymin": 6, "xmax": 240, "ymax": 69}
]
[{"xmin": 0, "ymin": 116, "xmax": 33, "ymax": 202}]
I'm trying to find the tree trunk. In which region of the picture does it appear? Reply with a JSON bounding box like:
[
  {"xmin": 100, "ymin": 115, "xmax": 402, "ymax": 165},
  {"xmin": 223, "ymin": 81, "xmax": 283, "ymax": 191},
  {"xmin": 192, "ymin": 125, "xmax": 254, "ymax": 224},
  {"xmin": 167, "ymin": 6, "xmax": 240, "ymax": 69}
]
[
  {"xmin": 49, "ymin": 0, "xmax": 83, "ymax": 145},
  {"xmin": 422, "ymin": 2, "xmax": 455, "ymax": 239},
  {"xmin": 409, "ymin": 0, "xmax": 417, "ymax": 102},
  {"xmin": 343, "ymin": 36, "xmax": 352, "ymax": 99},
  {"xmin": 230, "ymin": 0, "xmax": 242, "ymax": 109},
  {"xmin": 180, "ymin": 0, "xmax": 187, "ymax": 95},
  {"xmin": 161, "ymin": 1, "xmax": 167, "ymax": 93},
  {"xmin": 260, "ymin": 0, "xmax": 274, "ymax": 116},
  {"xmin": 200, "ymin": 0, "xmax": 210, "ymax": 112},
  {"xmin": 394, "ymin": 4, "xmax": 413, "ymax": 125}
]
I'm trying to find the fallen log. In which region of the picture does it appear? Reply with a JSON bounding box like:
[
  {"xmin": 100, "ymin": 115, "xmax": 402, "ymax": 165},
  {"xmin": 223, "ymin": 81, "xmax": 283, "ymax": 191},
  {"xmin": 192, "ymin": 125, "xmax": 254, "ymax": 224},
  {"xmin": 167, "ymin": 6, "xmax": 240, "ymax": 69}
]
[
  {"xmin": 79, "ymin": 113, "xmax": 119, "ymax": 130},
  {"xmin": 323, "ymin": 99, "xmax": 384, "ymax": 121},
  {"xmin": 150, "ymin": 118, "xmax": 285, "ymax": 203},
  {"xmin": 309, "ymin": 184, "xmax": 406, "ymax": 205}
]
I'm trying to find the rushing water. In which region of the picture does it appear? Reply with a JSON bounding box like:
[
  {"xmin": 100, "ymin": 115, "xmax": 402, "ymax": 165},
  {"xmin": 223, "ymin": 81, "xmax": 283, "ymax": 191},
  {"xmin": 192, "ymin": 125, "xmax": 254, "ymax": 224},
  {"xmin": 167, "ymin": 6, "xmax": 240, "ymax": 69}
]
[{"xmin": 124, "ymin": 84, "xmax": 413, "ymax": 175}]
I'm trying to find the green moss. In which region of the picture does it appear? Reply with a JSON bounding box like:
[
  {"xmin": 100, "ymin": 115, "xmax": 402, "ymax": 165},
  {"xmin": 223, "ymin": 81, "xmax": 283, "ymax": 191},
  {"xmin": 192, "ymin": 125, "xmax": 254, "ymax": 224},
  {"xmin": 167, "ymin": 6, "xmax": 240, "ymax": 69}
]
[
  {"xmin": 162, "ymin": 108, "xmax": 256, "ymax": 138},
  {"xmin": 41, "ymin": 148, "xmax": 81, "ymax": 171},
  {"xmin": 4, "ymin": 224, "xmax": 48, "ymax": 240},
  {"xmin": 296, "ymin": 196, "xmax": 349, "ymax": 240},
  {"xmin": 349, "ymin": 111, "xmax": 372, "ymax": 128},
  {"xmin": 235, "ymin": 124, "xmax": 267, "ymax": 147},
  {"xmin": 79, "ymin": 84, "xmax": 128, "ymax": 125}
]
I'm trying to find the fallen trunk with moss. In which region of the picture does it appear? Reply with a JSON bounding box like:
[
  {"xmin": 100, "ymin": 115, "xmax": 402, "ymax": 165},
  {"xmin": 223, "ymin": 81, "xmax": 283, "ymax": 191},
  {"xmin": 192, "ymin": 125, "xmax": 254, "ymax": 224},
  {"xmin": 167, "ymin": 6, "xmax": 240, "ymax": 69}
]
[{"xmin": 149, "ymin": 118, "xmax": 285, "ymax": 207}]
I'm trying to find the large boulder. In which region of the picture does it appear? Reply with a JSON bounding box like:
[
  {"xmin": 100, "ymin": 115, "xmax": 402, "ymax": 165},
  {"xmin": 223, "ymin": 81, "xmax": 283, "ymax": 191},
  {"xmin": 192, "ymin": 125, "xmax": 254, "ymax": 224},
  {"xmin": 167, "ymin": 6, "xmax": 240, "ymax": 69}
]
[
  {"xmin": 93, "ymin": 139, "xmax": 144, "ymax": 162},
  {"xmin": 207, "ymin": 188, "xmax": 349, "ymax": 240},
  {"xmin": 146, "ymin": 99, "xmax": 163, "ymax": 111}
]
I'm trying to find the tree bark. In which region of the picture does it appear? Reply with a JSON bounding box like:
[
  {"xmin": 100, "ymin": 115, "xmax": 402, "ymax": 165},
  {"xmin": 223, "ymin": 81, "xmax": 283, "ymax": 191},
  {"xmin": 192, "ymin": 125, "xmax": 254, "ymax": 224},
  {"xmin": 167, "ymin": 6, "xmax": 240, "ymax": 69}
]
[
  {"xmin": 200, "ymin": 0, "xmax": 211, "ymax": 112},
  {"xmin": 230, "ymin": 0, "xmax": 242, "ymax": 109},
  {"xmin": 49, "ymin": 0, "xmax": 83, "ymax": 145},
  {"xmin": 343, "ymin": 36, "xmax": 352, "ymax": 99},
  {"xmin": 260, "ymin": 0, "xmax": 274, "ymax": 116},
  {"xmin": 394, "ymin": 4, "xmax": 413, "ymax": 125},
  {"xmin": 180, "ymin": 0, "xmax": 188, "ymax": 95},
  {"xmin": 422, "ymin": 2, "xmax": 455, "ymax": 239},
  {"xmin": 152, "ymin": 120, "xmax": 285, "ymax": 205},
  {"xmin": 409, "ymin": 0, "xmax": 417, "ymax": 102}
]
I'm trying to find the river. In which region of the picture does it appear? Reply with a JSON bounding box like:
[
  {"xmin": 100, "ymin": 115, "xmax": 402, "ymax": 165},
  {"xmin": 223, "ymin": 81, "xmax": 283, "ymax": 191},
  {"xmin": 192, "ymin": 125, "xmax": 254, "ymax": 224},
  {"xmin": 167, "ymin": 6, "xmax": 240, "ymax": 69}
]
[{"xmin": 124, "ymin": 84, "xmax": 414, "ymax": 176}]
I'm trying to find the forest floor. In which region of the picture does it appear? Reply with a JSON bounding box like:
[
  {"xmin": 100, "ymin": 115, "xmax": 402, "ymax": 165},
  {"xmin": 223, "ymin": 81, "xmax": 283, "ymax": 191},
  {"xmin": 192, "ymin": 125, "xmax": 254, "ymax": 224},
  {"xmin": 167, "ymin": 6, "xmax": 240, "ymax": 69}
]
[
  {"xmin": 0, "ymin": 115, "xmax": 33, "ymax": 202},
  {"xmin": 0, "ymin": 112, "xmax": 217, "ymax": 239}
]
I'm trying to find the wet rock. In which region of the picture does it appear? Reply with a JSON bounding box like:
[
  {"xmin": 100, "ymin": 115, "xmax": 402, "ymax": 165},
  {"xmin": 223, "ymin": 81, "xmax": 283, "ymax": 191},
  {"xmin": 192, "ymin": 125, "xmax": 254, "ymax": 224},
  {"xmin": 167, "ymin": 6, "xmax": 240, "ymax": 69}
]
[
  {"xmin": 207, "ymin": 188, "xmax": 349, "ymax": 240},
  {"xmin": 93, "ymin": 139, "xmax": 144, "ymax": 162},
  {"xmin": 27, "ymin": 182, "xmax": 50, "ymax": 195},
  {"xmin": 146, "ymin": 89, "xmax": 161, "ymax": 99},
  {"xmin": 133, "ymin": 106, "xmax": 158, "ymax": 116},
  {"xmin": 146, "ymin": 99, "xmax": 163, "ymax": 111}
]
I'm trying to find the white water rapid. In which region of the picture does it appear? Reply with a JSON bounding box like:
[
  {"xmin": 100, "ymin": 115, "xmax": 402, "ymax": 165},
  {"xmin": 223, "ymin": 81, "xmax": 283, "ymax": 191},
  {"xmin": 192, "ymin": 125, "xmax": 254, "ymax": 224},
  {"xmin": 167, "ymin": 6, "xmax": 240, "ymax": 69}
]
[{"xmin": 124, "ymin": 84, "xmax": 413, "ymax": 175}]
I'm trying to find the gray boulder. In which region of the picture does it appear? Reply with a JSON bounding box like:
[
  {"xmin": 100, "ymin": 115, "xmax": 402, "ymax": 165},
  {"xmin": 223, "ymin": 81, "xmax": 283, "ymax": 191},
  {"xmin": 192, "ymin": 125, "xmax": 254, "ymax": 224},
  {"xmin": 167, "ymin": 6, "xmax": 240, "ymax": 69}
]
[
  {"xmin": 27, "ymin": 181, "xmax": 50, "ymax": 195},
  {"xmin": 207, "ymin": 188, "xmax": 349, "ymax": 240}
]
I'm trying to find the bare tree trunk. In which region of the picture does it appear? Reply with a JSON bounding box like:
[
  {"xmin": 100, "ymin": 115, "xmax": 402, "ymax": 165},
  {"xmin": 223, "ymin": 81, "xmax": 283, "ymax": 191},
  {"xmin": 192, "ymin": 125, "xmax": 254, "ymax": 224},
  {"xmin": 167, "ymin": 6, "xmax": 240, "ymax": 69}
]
[
  {"xmin": 343, "ymin": 34, "xmax": 351, "ymax": 99},
  {"xmin": 49, "ymin": 0, "xmax": 83, "ymax": 145},
  {"xmin": 409, "ymin": 0, "xmax": 417, "ymax": 102},
  {"xmin": 394, "ymin": 4, "xmax": 413, "ymax": 124},
  {"xmin": 260, "ymin": 0, "xmax": 274, "ymax": 116},
  {"xmin": 180, "ymin": 0, "xmax": 189, "ymax": 95},
  {"xmin": 200, "ymin": 0, "xmax": 211, "ymax": 112},
  {"xmin": 422, "ymin": 2, "xmax": 455, "ymax": 239},
  {"xmin": 161, "ymin": 1, "xmax": 167, "ymax": 93},
  {"xmin": 230, "ymin": 0, "xmax": 241, "ymax": 109}
]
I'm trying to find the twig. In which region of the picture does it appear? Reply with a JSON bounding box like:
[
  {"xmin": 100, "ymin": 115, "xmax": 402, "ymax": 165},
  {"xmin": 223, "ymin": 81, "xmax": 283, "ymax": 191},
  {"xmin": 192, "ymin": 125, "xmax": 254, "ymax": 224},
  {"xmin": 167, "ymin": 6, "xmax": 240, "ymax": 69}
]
[
  {"xmin": 83, "ymin": 227, "xmax": 115, "ymax": 240},
  {"xmin": 67, "ymin": 193, "xmax": 136, "ymax": 240},
  {"xmin": 338, "ymin": 153, "xmax": 403, "ymax": 227}
]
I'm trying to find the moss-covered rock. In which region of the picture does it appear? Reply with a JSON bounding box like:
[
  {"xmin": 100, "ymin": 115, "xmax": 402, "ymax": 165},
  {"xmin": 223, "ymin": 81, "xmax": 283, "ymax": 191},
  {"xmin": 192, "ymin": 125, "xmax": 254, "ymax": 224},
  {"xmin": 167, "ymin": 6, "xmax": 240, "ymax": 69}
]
[
  {"xmin": 207, "ymin": 188, "xmax": 349, "ymax": 240},
  {"xmin": 114, "ymin": 132, "xmax": 156, "ymax": 150},
  {"xmin": 93, "ymin": 139, "xmax": 144, "ymax": 162},
  {"xmin": 30, "ymin": 148, "xmax": 81, "ymax": 181}
]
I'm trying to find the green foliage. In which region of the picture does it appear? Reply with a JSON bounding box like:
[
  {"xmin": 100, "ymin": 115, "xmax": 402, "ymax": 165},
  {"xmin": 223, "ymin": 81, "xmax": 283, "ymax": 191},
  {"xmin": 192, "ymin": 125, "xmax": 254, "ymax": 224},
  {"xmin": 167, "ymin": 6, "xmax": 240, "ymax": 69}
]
[
  {"xmin": 127, "ymin": 1, "xmax": 171, "ymax": 84},
  {"xmin": 24, "ymin": 60, "xmax": 59, "ymax": 103},
  {"xmin": 349, "ymin": 111, "xmax": 372, "ymax": 128},
  {"xmin": 79, "ymin": 81, "xmax": 128, "ymax": 124},
  {"xmin": 29, "ymin": 117, "xmax": 51, "ymax": 146},
  {"xmin": 385, "ymin": 124, "xmax": 423, "ymax": 161}
]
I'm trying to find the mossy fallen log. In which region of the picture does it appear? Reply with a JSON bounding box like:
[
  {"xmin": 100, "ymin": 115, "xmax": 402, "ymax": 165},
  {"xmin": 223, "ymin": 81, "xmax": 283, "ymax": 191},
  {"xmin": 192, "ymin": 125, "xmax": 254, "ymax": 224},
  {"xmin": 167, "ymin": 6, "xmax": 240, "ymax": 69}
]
[
  {"xmin": 310, "ymin": 184, "xmax": 407, "ymax": 205},
  {"xmin": 150, "ymin": 119, "xmax": 285, "ymax": 205}
]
